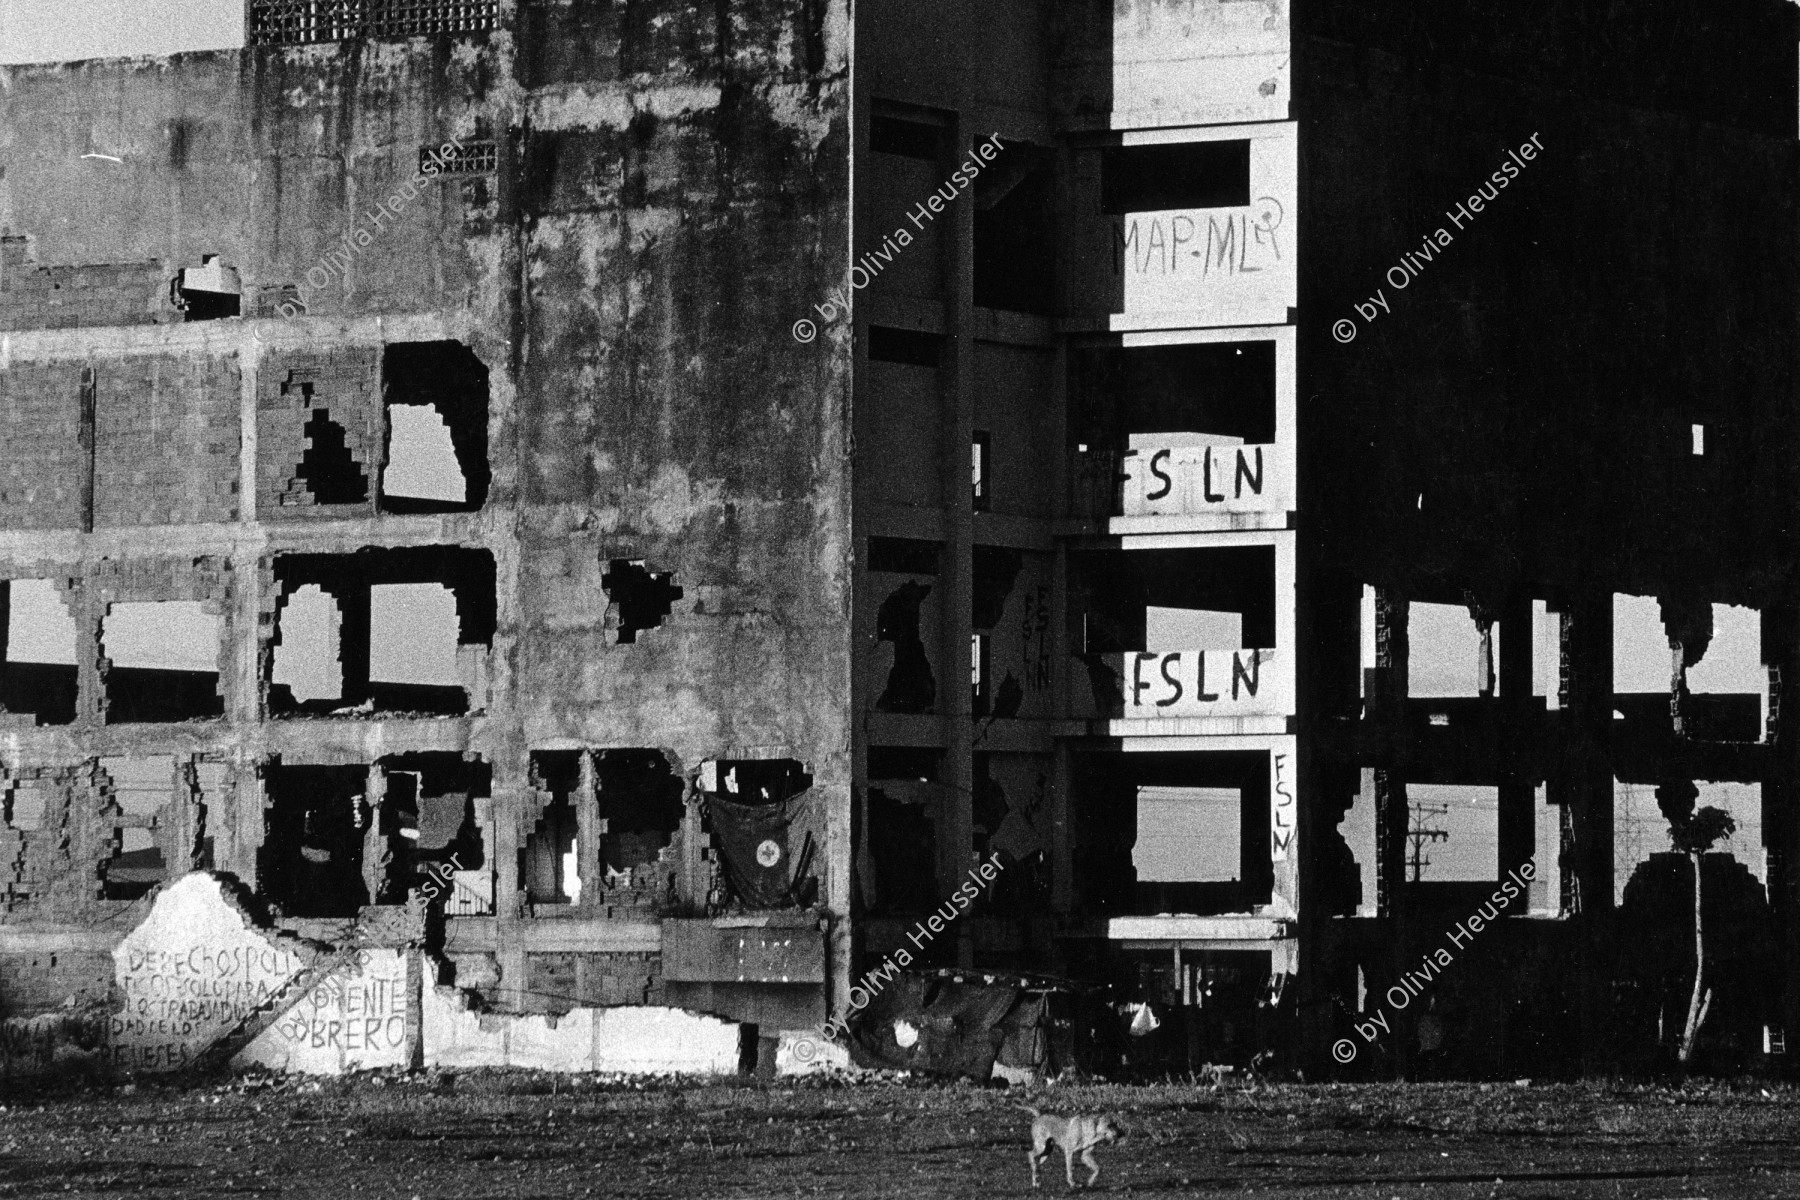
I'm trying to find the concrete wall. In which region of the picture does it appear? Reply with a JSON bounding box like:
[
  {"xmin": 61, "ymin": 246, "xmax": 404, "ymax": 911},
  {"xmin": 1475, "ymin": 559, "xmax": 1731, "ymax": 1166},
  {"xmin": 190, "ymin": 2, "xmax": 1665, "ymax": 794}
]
[{"xmin": 0, "ymin": 3, "xmax": 855, "ymax": 1049}]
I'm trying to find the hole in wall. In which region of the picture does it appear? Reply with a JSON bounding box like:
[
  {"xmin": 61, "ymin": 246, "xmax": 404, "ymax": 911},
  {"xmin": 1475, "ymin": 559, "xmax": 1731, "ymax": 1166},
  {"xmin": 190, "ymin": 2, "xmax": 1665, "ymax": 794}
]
[
  {"xmin": 297, "ymin": 409, "xmax": 370, "ymax": 504},
  {"xmin": 601, "ymin": 560, "xmax": 683, "ymax": 645},
  {"xmin": 0, "ymin": 579, "xmax": 78, "ymax": 725},
  {"xmin": 369, "ymin": 583, "xmax": 465, "ymax": 713},
  {"xmin": 100, "ymin": 756, "xmax": 174, "ymax": 900},
  {"xmin": 594, "ymin": 750, "xmax": 684, "ymax": 878},
  {"xmin": 270, "ymin": 584, "xmax": 343, "ymax": 710},
  {"xmin": 101, "ymin": 601, "xmax": 223, "ymax": 723},
  {"xmin": 379, "ymin": 341, "xmax": 490, "ymax": 514},
  {"xmin": 269, "ymin": 546, "xmax": 495, "ymax": 718},
  {"xmin": 259, "ymin": 763, "xmax": 368, "ymax": 918},
  {"xmin": 172, "ymin": 255, "xmax": 241, "ymax": 322},
  {"xmin": 524, "ymin": 751, "xmax": 583, "ymax": 905},
  {"xmin": 377, "ymin": 752, "xmax": 489, "ymax": 907}
]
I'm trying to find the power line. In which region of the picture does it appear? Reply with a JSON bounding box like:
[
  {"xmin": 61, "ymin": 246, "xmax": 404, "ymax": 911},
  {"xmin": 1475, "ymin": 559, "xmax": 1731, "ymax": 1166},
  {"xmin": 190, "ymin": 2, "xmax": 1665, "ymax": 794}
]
[{"xmin": 1407, "ymin": 801, "xmax": 1451, "ymax": 883}]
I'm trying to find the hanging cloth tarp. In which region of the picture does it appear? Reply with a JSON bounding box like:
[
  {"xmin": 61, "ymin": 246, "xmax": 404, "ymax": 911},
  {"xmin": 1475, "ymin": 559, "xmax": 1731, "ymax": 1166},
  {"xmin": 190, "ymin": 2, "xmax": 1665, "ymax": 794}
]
[{"xmin": 706, "ymin": 788, "xmax": 817, "ymax": 908}]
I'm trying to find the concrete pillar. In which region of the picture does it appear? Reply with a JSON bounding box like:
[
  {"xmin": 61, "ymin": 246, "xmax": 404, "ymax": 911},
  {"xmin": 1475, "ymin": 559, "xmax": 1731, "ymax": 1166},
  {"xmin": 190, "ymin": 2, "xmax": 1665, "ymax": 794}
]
[
  {"xmin": 1498, "ymin": 594, "xmax": 1536, "ymax": 891},
  {"xmin": 1558, "ymin": 593, "xmax": 1614, "ymax": 913},
  {"xmin": 1555, "ymin": 591, "xmax": 1614, "ymax": 1074},
  {"xmin": 361, "ymin": 760, "xmax": 388, "ymax": 904},
  {"xmin": 577, "ymin": 750, "xmax": 602, "ymax": 911},
  {"xmin": 1373, "ymin": 589, "xmax": 1409, "ymax": 918},
  {"xmin": 939, "ymin": 114, "xmax": 976, "ymax": 967},
  {"xmin": 1762, "ymin": 606, "xmax": 1800, "ymax": 1051}
]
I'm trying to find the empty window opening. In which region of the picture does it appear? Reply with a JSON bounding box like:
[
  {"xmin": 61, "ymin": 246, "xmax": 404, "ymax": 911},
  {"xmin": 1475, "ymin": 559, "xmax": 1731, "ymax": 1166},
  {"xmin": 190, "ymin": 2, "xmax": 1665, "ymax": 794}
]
[
  {"xmin": 270, "ymin": 585, "xmax": 343, "ymax": 710},
  {"xmin": 871, "ymin": 113, "xmax": 941, "ymax": 161},
  {"xmin": 594, "ymin": 750, "xmax": 684, "ymax": 879},
  {"xmin": 1614, "ymin": 779, "xmax": 1764, "ymax": 906},
  {"xmin": 972, "ymin": 431, "xmax": 990, "ymax": 511},
  {"xmin": 875, "ymin": 579, "xmax": 937, "ymax": 713},
  {"xmin": 1146, "ymin": 606, "xmax": 1243, "ymax": 652},
  {"xmin": 298, "ymin": 409, "xmax": 370, "ymax": 504},
  {"xmin": 369, "ymin": 583, "xmax": 463, "ymax": 711},
  {"xmin": 868, "ymin": 325, "xmax": 943, "ymax": 367},
  {"xmin": 1534, "ymin": 600, "xmax": 1560, "ymax": 708},
  {"xmin": 379, "ymin": 341, "xmax": 490, "ymax": 513},
  {"xmin": 1408, "ymin": 602, "xmax": 1492, "ymax": 699},
  {"xmin": 100, "ymin": 756, "xmax": 175, "ymax": 900},
  {"xmin": 601, "ymin": 560, "xmax": 684, "ymax": 645},
  {"xmin": 1073, "ymin": 341, "xmax": 1277, "ymax": 453},
  {"xmin": 270, "ymin": 546, "xmax": 496, "ymax": 718},
  {"xmin": 0, "ymin": 579, "xmax": 77, "ymax": 725},
  {"xmin": 1404, "ymin": 785, "xmax": 1498, "ymax": 883},
  {"xmin": 1692, "ymin": 424, "xmax": 1706, "ymax": 456},
  {"xmin": 1614, "ymin": 593, "xmax": 1670, "ymax": 694},
  {"xmin": 1101, "ymin": 141, "xmax": 1250, "ymax": 214},
  {"xmin": 379, "ymin": 752, "xmax": 489, "ymax": 907},
  {"xmin": 259, "ymin": 763, "xmax": 368, "ymax": 917},
  {"xmin": 1685, "ymin": 604, "xmax": 1762, "ymax": 695},
  {"xmin": 1076, "ymin": 545, "xmax": 1276, "ymax": 655},
  {"xmin": 1097, "ymin": 750, "xmax": 1270, "ymax": 917},
  {"xmin": 171, "ymin": 255, "xmax": 240, "ymax": 321},
  {"xmin": 868, "ymin": 537, "xmax": 940, "ymax": 575},
  {"xmin": 974, "ymin": 142, "xmax": 1055, "ymax": 313},
  {"xmin": 703, "ymin": 758, "xmax": 813, "ymax": 806},
  {"xmin": 383, "ymin": 405, "xmax": 466, "ymax": 504},
  {"xmin": 1135, "ymin": 786, "xmax": 1241, "ymax": 882},
  {"xmin": 524, "ymin": 751, "xmax": 582, "ymax": 906},
  {"xmin": 102, "ymin": 601, "xmax": 223, "ymax": 723}
]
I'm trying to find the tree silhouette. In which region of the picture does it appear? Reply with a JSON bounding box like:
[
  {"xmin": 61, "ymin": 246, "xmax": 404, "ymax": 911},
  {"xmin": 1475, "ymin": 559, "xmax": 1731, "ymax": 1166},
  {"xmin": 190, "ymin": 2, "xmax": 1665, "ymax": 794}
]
[{"xmin": 1658, "ymin": 779, "xmax": 1736, "ymax": 1065}]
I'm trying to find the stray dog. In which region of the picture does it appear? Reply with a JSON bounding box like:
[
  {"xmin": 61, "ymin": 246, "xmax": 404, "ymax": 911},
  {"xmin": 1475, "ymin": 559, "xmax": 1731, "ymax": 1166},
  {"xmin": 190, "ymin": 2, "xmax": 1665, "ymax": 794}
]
[{"xmin": 1018, "ymin": 1106, "xmax": 1124, "ymax": 1190}]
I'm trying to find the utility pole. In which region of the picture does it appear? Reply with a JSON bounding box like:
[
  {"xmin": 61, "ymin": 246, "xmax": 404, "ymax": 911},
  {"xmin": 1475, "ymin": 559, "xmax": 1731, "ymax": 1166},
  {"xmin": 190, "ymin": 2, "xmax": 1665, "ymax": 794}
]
[{"xmin": 1407, "ymin": 801, "xmax": 1451, "ymax": 883}]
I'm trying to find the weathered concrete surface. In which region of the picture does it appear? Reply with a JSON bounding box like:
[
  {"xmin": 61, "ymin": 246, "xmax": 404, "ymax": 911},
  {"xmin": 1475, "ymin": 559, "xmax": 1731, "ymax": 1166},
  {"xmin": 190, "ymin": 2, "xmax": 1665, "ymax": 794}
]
[
  {"xmin": 108, "ymin": 873, "xmax": 309, "ymax": 1074},
  {"xmin": 423, "ymin": 985, "xmax": 740, "ymax": 1074},
  {"xmin": 0, "ymin": 0, "xmax": 857, "ymax": 1048}
]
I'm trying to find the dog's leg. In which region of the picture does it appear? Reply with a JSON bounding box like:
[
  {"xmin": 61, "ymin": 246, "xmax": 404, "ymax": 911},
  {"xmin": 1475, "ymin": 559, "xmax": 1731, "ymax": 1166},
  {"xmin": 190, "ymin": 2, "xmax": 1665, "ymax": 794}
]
[
  {"xmin": 1064, "ymin": 1143, "xmax": 1080, "ymax": 1189},
  {"xmin": 1081, "ymin": 1148, "xmax": 1102, "ymax": 1188},
  {"xmin": 1028, "ymin": 1147, "xmax": 1041, "ymax": 1189}
]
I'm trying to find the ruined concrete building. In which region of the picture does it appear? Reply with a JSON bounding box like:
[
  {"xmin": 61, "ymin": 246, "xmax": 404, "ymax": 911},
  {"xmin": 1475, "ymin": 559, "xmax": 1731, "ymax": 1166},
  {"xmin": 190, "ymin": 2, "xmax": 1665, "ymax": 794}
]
[{"xmin": 1, "ymin": 0, "xmax": 1797, "ymax": 1079}]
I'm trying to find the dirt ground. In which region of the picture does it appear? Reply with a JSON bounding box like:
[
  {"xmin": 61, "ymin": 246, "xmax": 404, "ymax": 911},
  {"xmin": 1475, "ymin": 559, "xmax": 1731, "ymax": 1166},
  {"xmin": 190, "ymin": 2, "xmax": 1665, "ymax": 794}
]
[{"xmin": 2, "ymin": 1072, "xmax": 1798, "ymax": 1200}]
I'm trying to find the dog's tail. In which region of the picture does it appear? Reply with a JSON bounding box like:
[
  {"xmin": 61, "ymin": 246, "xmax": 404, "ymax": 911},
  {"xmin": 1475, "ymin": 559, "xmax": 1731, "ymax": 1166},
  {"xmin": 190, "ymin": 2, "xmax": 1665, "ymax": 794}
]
[{"xmin": 1012, "ymin": 1104, "xmax": 1044, "ymax": 1118}]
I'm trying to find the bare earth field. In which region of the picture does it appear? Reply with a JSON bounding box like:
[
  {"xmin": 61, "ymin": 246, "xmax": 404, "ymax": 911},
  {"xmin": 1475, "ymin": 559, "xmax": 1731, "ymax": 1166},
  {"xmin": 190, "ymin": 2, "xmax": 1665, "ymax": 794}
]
[{"xmin": 2, "ymin": 1074, "xmax": 1798, "ymax": 1200}]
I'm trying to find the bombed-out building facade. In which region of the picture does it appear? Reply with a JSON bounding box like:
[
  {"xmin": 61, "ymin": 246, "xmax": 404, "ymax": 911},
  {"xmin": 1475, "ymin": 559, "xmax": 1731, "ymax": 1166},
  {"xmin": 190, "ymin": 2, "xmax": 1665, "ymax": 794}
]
[{"xmin": 1, "ymin": 0, "xmax": 1798, "ymax": 1080}]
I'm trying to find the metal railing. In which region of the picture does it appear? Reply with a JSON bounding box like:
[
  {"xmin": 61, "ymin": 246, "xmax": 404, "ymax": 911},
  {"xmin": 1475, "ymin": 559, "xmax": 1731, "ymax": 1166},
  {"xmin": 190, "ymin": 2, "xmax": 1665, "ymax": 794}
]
[{"xmin": 249, "ymin": 0, "xmax": 498, "ymax": 46}]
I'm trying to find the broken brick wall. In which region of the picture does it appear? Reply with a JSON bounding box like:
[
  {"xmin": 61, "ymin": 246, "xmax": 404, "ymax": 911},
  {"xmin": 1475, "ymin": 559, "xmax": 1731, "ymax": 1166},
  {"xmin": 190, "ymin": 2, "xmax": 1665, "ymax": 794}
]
[
  {"xmin": 257, "ymin": 351, "xmax": 381, "ymax": 518},
  {"xmin": 0, "ymin": 364, "xmax": 90, "ymax": 530},
  {"xmin": 521, "ymin": 951, "xmax": 663, "ymax": 1014},
  {"xmin": 0, "ymin": 236, "xmax": 169, "ymax": 331},
  {"xmin": 94, "ymin": 355, "xmax": 243, "ymax": 527},
  {"xmin": 0, "ymin": 353, "xmax": 242, "ymax": 531}
]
